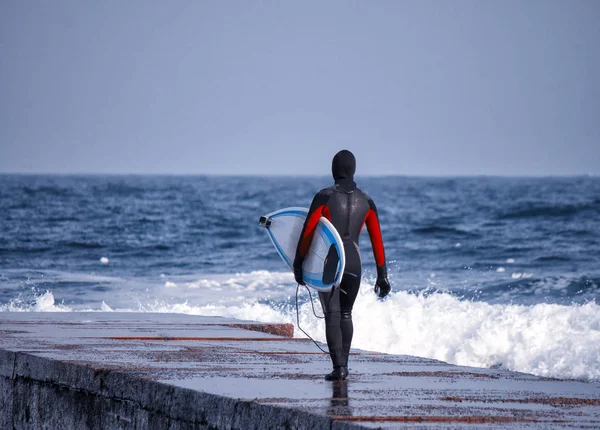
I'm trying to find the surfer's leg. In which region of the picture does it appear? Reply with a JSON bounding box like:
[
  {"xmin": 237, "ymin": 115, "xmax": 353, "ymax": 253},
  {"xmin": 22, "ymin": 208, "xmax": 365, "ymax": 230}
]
[
  {"xmin": 340, "ymin": 272, "xmax": 361, "ymax": 369},
  {"xmin": 318, "ymin": 289, "xmax": 346, "ymax": 378}
]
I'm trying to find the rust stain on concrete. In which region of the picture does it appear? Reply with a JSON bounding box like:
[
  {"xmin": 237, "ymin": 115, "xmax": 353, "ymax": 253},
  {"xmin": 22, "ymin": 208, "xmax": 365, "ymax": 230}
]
[
  {"xmin": 235, "ymin": 351, "xmax": 325, "ymax": 355},
  {"xmin": 332, "ymin": 415, "xmax": 569, "ymax": 424},
  {"xmin": 106, "ymin": 336, "xmax": 307, "ymax": 342},
  {"xmin": 385, "ymin": 371, "xmax": 500, "ymax": 379},
  {"xmin": 226, "ymin": 323, "xmax": 294, "ymax": 337},
  {"xmin": 441, "ymin": 396, "xmax": 600, "ymax": 406}
]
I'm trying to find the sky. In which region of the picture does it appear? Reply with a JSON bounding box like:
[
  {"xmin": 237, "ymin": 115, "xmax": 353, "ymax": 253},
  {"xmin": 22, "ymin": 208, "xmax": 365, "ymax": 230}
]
[{"xmin": 1, "ymin": 1, "xmax": 599, "ymax": 176}]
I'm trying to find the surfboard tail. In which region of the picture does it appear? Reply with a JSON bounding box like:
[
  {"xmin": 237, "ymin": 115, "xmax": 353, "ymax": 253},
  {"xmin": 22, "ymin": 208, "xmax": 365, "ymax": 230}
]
[{"xmin": 258, "ymin": 216, "xmax": 272, "ymax": 228}]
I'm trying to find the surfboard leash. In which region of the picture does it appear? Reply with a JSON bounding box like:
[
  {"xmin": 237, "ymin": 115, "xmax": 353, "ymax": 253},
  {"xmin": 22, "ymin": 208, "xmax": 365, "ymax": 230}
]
[
  {"xmin": 295, "ymin": 283, "xmax": 329, "ymax": 354},
  {"xmin": 304, "ymin": 285, "xmax": 325, "ymax": 320}
]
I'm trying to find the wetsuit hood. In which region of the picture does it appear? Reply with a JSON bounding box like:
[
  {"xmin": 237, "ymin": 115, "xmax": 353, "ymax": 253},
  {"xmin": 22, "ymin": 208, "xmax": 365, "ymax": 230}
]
[{"xmin": 332, "ymin": 150, "xmax": 356, "ymax": 191}]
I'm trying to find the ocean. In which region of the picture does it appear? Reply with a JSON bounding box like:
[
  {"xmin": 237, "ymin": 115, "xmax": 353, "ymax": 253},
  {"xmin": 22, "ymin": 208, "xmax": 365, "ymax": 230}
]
[{"xmin": 1, "ymin": 174, "xmax": 599, "ymax": 381}]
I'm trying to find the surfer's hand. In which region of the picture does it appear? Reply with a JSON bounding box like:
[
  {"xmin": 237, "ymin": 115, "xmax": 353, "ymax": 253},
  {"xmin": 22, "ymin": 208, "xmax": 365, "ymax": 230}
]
[
  {"xmin": 293, "ymin": 255, "xmax": 305, "ymax": 285},
  {"xmin": 374, "ymin": 265, "xmax": 390, "ymax": 298},
  {"xmin": 374, "ymin": 277, "xmax": 391, "ymax": 298}
]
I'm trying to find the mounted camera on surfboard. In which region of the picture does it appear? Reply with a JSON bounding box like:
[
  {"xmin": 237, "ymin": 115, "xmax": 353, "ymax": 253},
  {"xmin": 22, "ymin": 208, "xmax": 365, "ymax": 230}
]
[{"xmin": 259, "ymin": 207, "xmax": 346, "ymax": 292}]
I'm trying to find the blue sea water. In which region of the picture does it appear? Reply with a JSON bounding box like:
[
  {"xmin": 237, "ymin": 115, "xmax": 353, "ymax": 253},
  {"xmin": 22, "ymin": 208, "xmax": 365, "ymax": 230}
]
[{"xmin": 1, "ymin": 175, "xmax": 599, "ymax": 380}]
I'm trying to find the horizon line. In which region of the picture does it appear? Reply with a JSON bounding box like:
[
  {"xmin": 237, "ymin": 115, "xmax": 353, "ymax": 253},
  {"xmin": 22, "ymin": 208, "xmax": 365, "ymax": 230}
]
[{"xmin": 0, "ymin": 171, "xmax": 597, "ymax": 179}]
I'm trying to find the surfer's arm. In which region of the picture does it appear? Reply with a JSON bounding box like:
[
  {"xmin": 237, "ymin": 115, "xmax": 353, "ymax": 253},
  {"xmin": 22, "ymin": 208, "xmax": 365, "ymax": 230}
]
[
  {"xmin": 295, "ymin": 191, "xmax": 329, "ymax": 260},
  {"xmin": 294, "ymin": 192, "xmax": 327, "ymax": 285},
  {"xmin": 364, "ymin": 199, "xmax": 390, "ymax": 297},
  {"xmin": 293, "ymin": 191, "xmax": 329, "ymax": 284},
  {"xmin": 364, "ymin": 198, "xmax": 387, "ymax": 277}
]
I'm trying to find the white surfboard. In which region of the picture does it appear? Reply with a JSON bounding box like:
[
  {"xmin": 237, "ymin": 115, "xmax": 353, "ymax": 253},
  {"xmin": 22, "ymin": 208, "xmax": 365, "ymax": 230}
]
[{"xmin": 259, "ymin": 207, "xmax": 345, "ymax": 292}]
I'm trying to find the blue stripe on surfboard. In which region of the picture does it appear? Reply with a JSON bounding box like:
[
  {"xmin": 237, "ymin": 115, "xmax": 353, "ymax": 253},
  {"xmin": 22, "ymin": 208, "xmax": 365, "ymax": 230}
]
[{"xmin": 269, "ymin": 210, "xmax": 307, "ymax": 219}]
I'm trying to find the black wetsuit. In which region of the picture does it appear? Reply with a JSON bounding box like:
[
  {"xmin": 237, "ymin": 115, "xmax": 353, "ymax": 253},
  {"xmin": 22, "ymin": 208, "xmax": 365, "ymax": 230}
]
[{"xmin": 294, "ymin": 150, "xmax": 388, "ymax": 371}]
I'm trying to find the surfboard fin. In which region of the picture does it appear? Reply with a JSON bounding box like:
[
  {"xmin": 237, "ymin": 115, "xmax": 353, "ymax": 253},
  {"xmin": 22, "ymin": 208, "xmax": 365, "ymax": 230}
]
[{"xmin": 322, "ymin": 244, "xmax": 340, "ymax": 285}]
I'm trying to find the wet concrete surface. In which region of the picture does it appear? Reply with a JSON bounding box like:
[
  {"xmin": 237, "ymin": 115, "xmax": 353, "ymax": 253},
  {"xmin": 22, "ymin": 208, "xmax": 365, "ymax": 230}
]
[{"xmin": 1, "ymin": 312, "xmax": 599, "ymax": 429}]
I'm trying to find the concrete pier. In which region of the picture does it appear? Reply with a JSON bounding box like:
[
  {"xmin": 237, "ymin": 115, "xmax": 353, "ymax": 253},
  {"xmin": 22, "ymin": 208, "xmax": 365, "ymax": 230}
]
[{"xmin": 1, "ymin": 312, "xmax": 599, "ymax": 429}]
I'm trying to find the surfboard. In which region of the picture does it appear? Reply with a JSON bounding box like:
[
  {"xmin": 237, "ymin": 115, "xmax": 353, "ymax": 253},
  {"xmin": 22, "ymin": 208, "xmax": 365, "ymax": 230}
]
[{"xmin": 259, "ymin": 207, "xmax": 345, "ymax": 292}]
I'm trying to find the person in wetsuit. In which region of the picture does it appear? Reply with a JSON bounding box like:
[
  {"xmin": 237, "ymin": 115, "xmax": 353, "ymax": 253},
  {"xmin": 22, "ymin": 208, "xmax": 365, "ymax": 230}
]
[{"xmin": 293, "ymin": 149, "xmax": 391, "ymax": 381}]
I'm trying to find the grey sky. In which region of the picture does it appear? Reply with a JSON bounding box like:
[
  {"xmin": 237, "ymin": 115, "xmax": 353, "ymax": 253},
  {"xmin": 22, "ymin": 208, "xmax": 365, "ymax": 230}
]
[{"xmin": 1, "ymin": 1, "xmax": 598, "ymax": 176}]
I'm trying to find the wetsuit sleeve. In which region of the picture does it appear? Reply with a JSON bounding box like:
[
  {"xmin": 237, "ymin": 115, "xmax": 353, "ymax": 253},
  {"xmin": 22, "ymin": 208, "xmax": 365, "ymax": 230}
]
[
  {"xmin": 295, "ymin": 191, "xmax": 329, "ymax": 260},
  {"xmin": 364, "ymin": 197, "xmax": 387, "ymax": 277}
]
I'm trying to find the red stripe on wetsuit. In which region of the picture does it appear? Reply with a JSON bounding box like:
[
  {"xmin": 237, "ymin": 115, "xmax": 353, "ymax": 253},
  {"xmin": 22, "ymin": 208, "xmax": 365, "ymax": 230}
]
[
  {"xmin": 363, "ymin": 208, "xmax": 385, "ymax": 267},
  {"xmin": 298, "ymin": 204, "xmax": 330, "ymax": 258}
]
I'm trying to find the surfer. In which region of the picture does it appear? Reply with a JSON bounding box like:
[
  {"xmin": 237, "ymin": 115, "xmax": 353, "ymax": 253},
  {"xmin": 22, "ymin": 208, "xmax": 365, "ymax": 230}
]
[{"xmin": 294, "ymin": 149, "xmax": 390, "ymax": 381}]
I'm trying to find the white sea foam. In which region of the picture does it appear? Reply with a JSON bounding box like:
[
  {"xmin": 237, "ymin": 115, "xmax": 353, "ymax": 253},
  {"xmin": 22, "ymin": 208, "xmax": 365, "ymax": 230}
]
[
  {"xmin": 2, "ymin": 291, "xmax": 72, "ymax": 312},
  {"xmin": 100, "ymin": 301, "xmax": 114, "ymax": 312},
  {"xmin": 511, "ymin": 272, "xmax": 533, "ymax": 279},
  {"xmin": 2, "ymin": 272, "xmax": 599, "ymax": 381}
]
